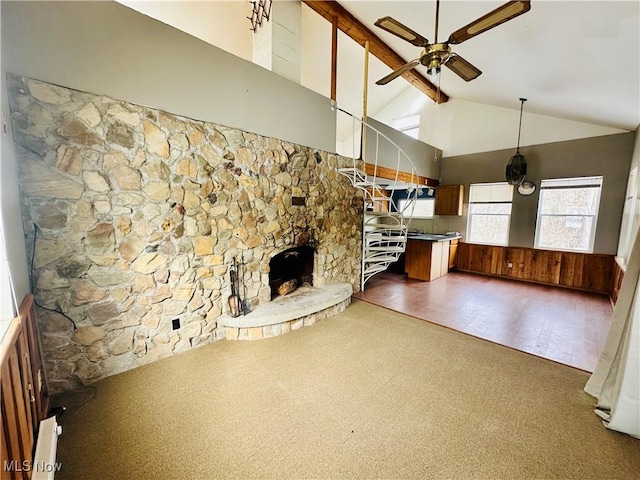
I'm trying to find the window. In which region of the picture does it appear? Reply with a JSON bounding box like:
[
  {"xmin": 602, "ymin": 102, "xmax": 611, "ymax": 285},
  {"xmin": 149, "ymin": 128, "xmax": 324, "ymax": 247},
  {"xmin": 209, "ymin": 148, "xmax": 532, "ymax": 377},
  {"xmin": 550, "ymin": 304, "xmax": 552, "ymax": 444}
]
[
  {"xmin": 467, "ymin": 182, "xmax": 514, "ymax": 246},
  {"xmin": 398, "ymin": 198, "xmax": 434, "ymax": 218},
  {"xmin": 535, "ymin": 176, "xmax": 603, "ymax": 253},
  {"xmin": 393, "ymin": 114, "xmax": 420, "ymax": 139},
  {"xmin": 393, "ymin": 187, "xmax": 435, "ymax": 218}
]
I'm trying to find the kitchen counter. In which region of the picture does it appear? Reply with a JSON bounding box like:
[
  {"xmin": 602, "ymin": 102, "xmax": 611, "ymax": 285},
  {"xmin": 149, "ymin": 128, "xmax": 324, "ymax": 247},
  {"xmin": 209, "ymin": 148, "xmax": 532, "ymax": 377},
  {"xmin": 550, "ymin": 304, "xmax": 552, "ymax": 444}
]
[{"xmin": 407, "ymin": 233, "xmax": 462, "ymax": 242}]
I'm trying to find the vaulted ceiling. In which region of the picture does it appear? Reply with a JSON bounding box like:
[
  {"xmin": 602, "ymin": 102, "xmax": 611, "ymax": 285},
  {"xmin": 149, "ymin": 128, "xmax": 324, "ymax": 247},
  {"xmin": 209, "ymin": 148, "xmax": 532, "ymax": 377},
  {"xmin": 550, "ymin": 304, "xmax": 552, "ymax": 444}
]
[
  {"xmin": 338, "ymin": 0, "xmax": 639, "ymax": 132},
  {"xmin": 119, "ymin": 1, "xmax": 639, "ymax": 137}
]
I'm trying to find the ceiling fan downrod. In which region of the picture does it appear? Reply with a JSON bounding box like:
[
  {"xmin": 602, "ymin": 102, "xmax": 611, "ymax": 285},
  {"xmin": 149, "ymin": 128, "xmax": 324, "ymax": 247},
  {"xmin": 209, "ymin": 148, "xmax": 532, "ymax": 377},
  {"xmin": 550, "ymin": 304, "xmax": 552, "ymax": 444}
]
[{"xmin": 434, "ymin": 0, "xmax": 440, "ymax": 43}]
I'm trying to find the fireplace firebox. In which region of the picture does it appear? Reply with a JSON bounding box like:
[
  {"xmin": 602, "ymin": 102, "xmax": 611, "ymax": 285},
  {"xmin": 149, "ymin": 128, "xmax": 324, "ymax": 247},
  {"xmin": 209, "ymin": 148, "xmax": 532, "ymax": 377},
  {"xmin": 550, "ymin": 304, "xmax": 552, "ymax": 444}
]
[{"xmin": 269, "ymin": 246, "xmax": 315, "ymax": 299}]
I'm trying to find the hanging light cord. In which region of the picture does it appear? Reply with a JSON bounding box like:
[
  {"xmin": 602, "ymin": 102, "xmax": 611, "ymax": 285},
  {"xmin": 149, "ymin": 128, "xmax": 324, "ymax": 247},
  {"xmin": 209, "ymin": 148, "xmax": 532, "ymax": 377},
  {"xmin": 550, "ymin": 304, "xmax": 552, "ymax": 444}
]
[{"xmin": 516, "ymin": 97, "xmax": 527, "ymax": 153}]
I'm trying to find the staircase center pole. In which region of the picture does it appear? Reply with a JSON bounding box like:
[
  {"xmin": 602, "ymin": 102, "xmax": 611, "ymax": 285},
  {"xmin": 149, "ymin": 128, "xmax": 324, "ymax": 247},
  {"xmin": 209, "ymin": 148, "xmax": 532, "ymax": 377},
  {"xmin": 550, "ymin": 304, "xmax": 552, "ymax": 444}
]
[
  {"xmin": 360, "ymin": 40, "xmax": 370, "ymax": 291},
  {"xmin": 362, "ymin": 40, "xmax": 369, "ymax": 163}
]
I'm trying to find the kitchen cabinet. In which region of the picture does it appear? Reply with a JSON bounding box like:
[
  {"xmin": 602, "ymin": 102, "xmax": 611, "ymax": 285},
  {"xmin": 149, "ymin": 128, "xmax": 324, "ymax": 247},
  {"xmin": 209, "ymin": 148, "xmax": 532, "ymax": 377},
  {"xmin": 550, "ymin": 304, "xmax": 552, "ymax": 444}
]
[
  {"xmin": 434, "ymin": 185, "xmax": 464, "ymax": 216},
  {"xmin": 448, "ymin": 239, "xmax": 459, "ymax": 270},
  {"xmin": 405, "ymin": 237, "xmax": 455, "ymax": 281},
  {"xmin": 439, "ymin": 241, "xmax": 449, "ymax": 277}
]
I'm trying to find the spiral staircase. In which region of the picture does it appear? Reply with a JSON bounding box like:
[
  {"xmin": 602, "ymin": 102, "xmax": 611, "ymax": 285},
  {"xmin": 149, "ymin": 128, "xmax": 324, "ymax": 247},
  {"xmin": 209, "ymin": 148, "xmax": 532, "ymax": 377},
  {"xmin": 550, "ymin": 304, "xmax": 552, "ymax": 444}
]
[{"xmin": 336, "ymin": 108, "xmax": 422, "ymax": 290}]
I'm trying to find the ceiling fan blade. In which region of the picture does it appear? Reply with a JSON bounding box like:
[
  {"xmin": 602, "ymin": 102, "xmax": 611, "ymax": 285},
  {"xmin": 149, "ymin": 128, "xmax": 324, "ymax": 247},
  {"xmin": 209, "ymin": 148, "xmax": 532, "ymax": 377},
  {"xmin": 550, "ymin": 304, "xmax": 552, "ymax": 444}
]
[
  {"xmin": 374, "ymin": 17, "xmax": 430, "ymax": 47},
  {"xmin": 447, "ymin": 0, "xmax": 531, "ymax": 45},
  {"xmin": 376, "ymin": 59, "xmax": 421, "ymax": 85},
  {"xmin": 444, "ymin": 54, "xmax": 482, "ymax": 81}
]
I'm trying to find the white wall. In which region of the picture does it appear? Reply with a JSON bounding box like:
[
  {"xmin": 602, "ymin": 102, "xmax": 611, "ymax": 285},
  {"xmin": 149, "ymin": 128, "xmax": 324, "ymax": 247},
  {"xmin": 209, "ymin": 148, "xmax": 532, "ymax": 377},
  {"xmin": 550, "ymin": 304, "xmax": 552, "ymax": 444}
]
[
  {"xmin": 300, "ymin": 3, "xmax": 331, "ymax": 98},
  {"xmin": 617, "ymin": 129, "xmax": 640, "ymax": 264},
  {"xmin": 118, "ymin": 1, "xmax": 253, "ymax": 61},
  {"xmin": 0, "ymin": 0, "xmax": 25, "ymax": 331},
  {"xmin": 372, "ymin": 86, "xmax": 629, "ymax": 157},
  {"xmin": 0, "ymin": 0, "xmax": 30, "ymax": 312}
]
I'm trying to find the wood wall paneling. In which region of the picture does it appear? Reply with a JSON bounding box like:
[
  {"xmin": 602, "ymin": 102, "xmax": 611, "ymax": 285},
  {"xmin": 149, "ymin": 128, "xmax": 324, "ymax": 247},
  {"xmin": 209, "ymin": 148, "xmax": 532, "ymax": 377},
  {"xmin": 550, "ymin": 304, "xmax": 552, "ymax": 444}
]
[
  {"xmin": 1, "ymin": 295, "xmax": 50, "ymax": 478},
  {"xmin": 582, "ymin": 254, "xmax": 614, "ymax": 293},
  {"xmin": 457, "ymin": 243, "xmax": 614, "ymax": 294},
  {"xmin": 610, "ymin": 258, "xmax": 625, "ymax": 305}
]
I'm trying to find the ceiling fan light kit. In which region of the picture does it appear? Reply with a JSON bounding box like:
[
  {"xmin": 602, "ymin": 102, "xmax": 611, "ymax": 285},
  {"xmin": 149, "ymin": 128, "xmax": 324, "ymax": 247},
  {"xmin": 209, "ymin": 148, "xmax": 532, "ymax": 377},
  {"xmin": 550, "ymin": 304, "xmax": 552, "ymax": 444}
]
[
  {"xmin": 506, "ymin": 97, "xmax": 528, "ymax": 186},
  {"xmin": 374, "ymin": 1, "xmax": 531, "ymax": 86}
]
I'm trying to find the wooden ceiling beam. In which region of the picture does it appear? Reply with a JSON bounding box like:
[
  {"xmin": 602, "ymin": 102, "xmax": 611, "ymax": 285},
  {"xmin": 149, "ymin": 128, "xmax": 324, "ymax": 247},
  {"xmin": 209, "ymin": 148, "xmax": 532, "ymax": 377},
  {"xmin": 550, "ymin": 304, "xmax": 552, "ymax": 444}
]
[{"xmin": 302, "ymin": 0, "xmax": 449, "ymax": 104}]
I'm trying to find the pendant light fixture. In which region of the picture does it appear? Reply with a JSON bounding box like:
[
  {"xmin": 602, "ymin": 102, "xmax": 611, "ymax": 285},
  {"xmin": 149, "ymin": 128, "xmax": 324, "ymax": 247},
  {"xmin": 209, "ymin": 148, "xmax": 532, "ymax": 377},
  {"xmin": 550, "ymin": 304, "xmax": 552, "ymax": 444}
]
[{"xmin": 506, "ymin": 98, "xmax": 527, "ymax": 185}]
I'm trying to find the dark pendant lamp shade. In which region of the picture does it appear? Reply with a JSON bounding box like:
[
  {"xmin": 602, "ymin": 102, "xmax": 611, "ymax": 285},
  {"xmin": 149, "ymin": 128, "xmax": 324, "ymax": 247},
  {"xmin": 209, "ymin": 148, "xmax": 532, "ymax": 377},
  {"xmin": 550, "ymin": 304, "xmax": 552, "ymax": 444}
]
[
  {"xmin": 506, "ymin": 98, "xmax": 527, "ymax": 186},
  {"xmin": 506, "ymin": 153, "xmax": 526, "ymax": 185}
]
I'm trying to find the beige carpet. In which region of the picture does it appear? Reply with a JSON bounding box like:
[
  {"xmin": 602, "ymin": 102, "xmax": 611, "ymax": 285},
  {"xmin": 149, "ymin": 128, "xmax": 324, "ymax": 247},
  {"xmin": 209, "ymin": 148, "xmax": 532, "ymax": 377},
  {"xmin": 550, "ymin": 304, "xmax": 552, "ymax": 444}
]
[{"xmin": 54, "ymin": 299, "xmax": 639, "ymax": 479}]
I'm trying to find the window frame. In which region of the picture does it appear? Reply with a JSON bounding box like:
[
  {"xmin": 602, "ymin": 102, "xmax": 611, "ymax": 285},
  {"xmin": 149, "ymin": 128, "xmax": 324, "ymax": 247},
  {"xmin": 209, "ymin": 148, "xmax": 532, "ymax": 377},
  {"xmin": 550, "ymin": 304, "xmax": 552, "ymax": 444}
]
[
  {"xmin": 466, "ymin": 182, "xmax": 514, "ymax": 246},
  {"xmin": 534, "ymin": 176, "xmax": 603, "ymax": 253}
]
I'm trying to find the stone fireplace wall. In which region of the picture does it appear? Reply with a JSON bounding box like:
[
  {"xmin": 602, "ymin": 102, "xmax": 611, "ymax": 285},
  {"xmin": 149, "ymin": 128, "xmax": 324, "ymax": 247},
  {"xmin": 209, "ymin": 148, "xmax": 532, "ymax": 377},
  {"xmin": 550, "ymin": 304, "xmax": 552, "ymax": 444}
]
[{"xmin": 8, "ymin": 75, "xmax": 363, "ymax": 392}]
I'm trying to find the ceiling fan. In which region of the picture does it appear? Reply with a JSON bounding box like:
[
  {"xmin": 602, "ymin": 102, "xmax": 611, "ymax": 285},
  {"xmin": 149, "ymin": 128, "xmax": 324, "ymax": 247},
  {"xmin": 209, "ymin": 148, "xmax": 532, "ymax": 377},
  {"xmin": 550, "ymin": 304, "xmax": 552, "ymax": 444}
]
[{"xmin": 375, "ymin": 0, "xmax": 531, "ymax": 85}]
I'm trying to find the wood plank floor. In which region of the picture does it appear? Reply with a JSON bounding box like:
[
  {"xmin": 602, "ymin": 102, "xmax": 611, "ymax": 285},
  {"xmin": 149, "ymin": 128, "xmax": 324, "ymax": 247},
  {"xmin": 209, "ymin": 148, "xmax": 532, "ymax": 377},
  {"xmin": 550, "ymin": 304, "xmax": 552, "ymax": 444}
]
[{"xmin": 354, "ymin": 270, "xmax": 613, "ymax": 372}]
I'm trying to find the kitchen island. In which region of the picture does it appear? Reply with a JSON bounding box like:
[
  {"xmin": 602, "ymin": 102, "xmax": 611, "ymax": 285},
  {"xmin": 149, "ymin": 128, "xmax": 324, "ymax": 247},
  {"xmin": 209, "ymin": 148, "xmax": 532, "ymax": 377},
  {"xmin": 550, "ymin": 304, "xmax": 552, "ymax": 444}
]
[{"xmin": 404, "ymin": 233, "xmax": 462, "ymax": 281}]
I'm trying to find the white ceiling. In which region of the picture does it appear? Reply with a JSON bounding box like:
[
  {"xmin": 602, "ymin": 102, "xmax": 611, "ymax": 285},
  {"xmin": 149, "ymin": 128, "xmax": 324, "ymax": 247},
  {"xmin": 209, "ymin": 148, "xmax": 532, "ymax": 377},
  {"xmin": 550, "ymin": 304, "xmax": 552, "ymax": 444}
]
[{"xmin": 341, "ymin": 0, "xmax": 640, "ymax": 132}]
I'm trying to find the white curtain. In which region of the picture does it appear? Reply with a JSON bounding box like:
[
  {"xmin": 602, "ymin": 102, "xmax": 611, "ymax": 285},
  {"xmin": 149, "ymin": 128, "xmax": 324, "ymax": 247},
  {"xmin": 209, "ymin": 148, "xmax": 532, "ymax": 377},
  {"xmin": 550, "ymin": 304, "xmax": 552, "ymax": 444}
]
[{"xmin": 585, "ymin": 230, "xmax": 640, "ymax": 438}]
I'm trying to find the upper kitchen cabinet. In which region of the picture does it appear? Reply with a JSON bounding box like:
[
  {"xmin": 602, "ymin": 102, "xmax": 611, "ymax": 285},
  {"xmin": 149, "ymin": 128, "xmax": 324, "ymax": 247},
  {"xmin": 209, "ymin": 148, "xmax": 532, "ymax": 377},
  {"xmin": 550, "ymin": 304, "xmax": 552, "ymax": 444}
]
[{"xmin": 434, "ymin": 185, "xmax": 464, "ymax": 216}]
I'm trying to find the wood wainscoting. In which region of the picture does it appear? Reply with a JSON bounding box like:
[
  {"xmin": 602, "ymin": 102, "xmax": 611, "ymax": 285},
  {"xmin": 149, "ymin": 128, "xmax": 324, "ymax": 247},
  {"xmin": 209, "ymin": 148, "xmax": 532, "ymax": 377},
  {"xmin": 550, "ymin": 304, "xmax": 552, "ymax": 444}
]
[
  {"xmin": 610, "ymin": 257, "xmax": 625, "ymax": 305},
  {"xmin": 457, "ymin": 243, "xmax": 615, "ymax": 295},
  {"xmin": 1, "ymin": 295, "xmax": 50, "ymax": 479}
]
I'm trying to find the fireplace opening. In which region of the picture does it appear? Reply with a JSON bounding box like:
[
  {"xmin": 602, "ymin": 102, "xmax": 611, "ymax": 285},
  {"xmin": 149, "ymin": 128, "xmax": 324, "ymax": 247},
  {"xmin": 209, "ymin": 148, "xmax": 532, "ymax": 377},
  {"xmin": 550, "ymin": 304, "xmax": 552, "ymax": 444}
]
[{"xmin": 269, "ymin": 245, "xmax": 315, "ymax": 299}]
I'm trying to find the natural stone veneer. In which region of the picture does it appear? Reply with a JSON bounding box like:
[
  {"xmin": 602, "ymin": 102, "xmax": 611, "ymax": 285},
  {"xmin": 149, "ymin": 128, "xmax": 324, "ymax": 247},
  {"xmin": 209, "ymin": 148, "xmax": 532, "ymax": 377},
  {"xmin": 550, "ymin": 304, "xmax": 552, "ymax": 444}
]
[{"xmin": 8, "ymin": 74, "xmax": 363, "ymax": 392}]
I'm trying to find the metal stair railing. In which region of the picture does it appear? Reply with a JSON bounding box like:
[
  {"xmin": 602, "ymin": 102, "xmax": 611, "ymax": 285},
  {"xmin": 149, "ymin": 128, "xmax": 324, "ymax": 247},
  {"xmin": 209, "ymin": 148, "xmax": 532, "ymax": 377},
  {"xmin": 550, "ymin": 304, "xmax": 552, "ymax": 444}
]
[{"xmin": 334, "ymin": 106, "xmax": 422, "ymax": 290}]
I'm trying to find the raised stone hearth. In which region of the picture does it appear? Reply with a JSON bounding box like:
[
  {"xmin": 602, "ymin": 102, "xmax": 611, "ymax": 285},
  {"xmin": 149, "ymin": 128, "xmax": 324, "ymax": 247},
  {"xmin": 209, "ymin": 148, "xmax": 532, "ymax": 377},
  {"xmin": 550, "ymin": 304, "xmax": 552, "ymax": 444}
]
[{"xmin": 219, "ymin": 282, "xmax": 352, "ymax": 340}]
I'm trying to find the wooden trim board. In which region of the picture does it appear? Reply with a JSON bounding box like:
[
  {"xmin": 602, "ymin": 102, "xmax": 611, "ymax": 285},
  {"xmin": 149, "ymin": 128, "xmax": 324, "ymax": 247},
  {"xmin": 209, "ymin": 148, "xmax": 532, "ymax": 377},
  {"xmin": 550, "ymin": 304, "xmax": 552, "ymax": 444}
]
[
  {"xmin": 302, "ymin": 0, "xmax": 449, "ymax": 104},
  {"xmin": 364, "ymin": 163, "xmax": 439, "ymax": 187}
]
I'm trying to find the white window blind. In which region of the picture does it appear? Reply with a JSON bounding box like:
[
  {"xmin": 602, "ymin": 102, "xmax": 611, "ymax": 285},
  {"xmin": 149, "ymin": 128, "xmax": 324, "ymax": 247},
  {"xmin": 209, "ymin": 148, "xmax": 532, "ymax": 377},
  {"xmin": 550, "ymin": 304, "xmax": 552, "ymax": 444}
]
[
  {"xmin": 467, "ymin": 182, "xmax": 514, "ymax": 246},
  {"xmin": 398, "ymin": 198, "xmax": 434, "ymax": 218},
  {"xmin": 535, "ymin": 176, "xmax": 603, "ymax": 252}
]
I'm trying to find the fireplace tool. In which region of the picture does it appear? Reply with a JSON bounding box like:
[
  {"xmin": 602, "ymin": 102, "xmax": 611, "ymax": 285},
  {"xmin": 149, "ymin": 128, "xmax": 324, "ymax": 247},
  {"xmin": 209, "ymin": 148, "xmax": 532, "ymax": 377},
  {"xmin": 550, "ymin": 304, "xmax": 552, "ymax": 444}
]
[
  {"xmin": 228, "ymin": 258, "xmax": 241, "ymax": 317},
  {"xmin": 228, "ymin": 257, "xmax": 247, "ymax": 317},
  {"xmin": 239, "ymin": 257, "xmax": 249, "ymax": 315}
]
